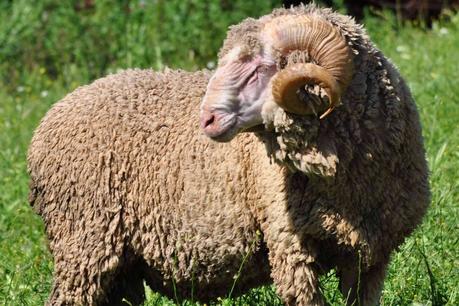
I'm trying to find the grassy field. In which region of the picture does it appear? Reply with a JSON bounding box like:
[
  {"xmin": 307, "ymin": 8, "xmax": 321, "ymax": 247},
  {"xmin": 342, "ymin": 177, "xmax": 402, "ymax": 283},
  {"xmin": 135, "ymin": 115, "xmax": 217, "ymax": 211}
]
[{"xmin": 0, "ymin": 1, "xmax": 458, "ymax": 305}]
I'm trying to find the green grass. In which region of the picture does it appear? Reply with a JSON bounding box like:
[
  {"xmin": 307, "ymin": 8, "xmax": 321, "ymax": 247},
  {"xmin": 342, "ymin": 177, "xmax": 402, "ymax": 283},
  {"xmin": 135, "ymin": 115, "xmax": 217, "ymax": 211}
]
[{"xmin": 0, "ymin": 1, "xmax": 458, "ymax": 305}]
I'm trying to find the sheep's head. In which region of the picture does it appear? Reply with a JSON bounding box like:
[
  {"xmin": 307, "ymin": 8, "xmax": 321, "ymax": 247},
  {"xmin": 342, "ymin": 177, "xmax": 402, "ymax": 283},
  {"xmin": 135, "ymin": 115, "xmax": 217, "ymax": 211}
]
[{"xmin": 200, "ymin": 13, "xmax": 354, "ymax": 142}]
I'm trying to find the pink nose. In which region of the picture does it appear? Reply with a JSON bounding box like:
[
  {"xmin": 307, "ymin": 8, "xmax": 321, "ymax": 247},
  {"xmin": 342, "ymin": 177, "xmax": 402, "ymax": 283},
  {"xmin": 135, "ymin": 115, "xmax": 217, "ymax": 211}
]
[
  {"xmin": 200, "ymin": 110, "xmax": 227, "ymax": 138},
  {"xmin": 200, "ymin": 111, "xmax": 216, "ymax": 129}
]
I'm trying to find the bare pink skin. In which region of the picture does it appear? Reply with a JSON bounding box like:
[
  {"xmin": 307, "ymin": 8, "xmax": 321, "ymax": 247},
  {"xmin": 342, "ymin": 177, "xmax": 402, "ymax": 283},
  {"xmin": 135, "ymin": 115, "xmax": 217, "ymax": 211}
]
[{"xmin": 201, "ymin": 53, "xmax": 276, "ymax": 142}]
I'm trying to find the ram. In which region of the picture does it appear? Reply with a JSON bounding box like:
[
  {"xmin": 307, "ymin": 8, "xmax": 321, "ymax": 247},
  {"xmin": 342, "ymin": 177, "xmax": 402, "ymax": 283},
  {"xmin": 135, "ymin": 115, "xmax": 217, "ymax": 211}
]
[{"xmin": 28, "ymin": 4, "xmax": 429, "ymax": 306}]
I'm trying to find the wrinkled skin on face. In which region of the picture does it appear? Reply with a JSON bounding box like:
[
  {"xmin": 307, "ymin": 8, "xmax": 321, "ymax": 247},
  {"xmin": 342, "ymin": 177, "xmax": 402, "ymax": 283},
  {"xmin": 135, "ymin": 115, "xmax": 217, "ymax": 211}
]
[{"xmin": 200, "ymin": 46, "xmax": 277, "ymax": 142}]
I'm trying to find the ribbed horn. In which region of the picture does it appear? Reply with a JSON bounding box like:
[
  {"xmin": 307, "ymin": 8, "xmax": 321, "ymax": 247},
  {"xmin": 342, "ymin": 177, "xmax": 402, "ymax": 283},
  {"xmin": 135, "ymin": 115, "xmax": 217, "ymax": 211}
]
[
  {"xmin": 263, "ymin": 15, "xmax": 353, "ymax": 118},
  {"xmin": 272, "ymin": 63, "xmax": 339, "ymax": 118}
]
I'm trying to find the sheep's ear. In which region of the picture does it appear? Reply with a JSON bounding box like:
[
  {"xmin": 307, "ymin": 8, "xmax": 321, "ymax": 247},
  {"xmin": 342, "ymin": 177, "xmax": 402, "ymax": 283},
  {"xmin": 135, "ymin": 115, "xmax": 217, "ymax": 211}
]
[{"xmin": 293, "ymin": 134, "xmax": 339, "ymax": 178}]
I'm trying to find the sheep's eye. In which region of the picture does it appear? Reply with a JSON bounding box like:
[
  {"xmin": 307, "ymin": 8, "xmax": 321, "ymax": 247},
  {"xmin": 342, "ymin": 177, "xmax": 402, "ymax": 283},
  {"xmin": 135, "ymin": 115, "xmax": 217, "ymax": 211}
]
[{"xmin": 256, "ymin": 65, "xmax": 268, "ymax": 74}]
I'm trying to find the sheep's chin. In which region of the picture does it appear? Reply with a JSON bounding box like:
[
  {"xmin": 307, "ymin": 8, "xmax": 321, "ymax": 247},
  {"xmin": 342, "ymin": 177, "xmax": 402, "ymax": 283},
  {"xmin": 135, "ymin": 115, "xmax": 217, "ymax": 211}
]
[
  {"xmin": 208, "ymin": 128, "xmax": 238, "ymax": 143},
  {"xmin": 209, "ymin": 121, "xmax": 266, "ymax": 143}
]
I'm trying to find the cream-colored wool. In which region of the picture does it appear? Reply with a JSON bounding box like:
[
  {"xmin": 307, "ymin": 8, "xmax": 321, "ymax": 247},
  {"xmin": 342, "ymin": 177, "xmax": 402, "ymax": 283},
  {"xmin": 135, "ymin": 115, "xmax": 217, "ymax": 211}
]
[{"xmin": 28, "ymin": 5, "xmax": 429, "ymax": 306}]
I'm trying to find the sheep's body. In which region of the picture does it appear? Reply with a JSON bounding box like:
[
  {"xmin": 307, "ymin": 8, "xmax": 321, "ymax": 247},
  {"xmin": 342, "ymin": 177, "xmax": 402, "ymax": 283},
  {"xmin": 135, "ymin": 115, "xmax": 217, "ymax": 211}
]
[
  {"xmin": 29, "ymin": 5, "xmax": 430, "ymax": 306},
  {"xmin": 28, "ymin": 69, "xmax": 275, "ymax": 304}
]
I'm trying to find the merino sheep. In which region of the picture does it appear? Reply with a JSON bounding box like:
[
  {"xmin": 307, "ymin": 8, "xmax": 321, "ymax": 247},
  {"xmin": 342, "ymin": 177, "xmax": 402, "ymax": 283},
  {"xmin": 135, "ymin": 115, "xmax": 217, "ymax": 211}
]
[{"xmin": 28, "ymin": 4, "xmax": 429, "ymax": 306}]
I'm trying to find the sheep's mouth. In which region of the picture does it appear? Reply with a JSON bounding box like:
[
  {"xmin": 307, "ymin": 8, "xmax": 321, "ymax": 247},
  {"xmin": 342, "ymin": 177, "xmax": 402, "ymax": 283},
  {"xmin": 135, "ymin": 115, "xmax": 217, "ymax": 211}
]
[
  {"xmin": 205, "ymin": 115, "xmax": 238, "ymax": 143},
  {"xmin": 204, "ymin": 114, "xmax": 266, "ymax": 143}
]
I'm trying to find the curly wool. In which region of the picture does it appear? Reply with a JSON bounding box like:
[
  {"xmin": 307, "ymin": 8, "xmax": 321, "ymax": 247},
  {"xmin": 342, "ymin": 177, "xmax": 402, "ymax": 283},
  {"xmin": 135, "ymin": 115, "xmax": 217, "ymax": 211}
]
[
  {"xmin": 29, "ymin": 69, "xmax": 276, "ymax": 305},
  {"xmin": 28, "ymin": 4, "xmax": 430, "ymax": 306}
]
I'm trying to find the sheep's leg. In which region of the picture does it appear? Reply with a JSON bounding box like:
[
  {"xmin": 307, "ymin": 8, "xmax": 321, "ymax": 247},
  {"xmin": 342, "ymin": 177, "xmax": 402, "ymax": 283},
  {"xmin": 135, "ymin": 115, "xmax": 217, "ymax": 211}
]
[
  {"xmin": 47, "ymin": 252, "xmax": 122, "ymax": 306},
  {"xmin": 268, "ymin": 239, "xmax": 324, "ymax": 306},
  {"xmin": 46, "ymin": 213, "xmax": 125, "ymax": 305},
  {"xmin": 103, "ymin": 259, "xmax": 146, "ymax": 306},
  {"xmin": 48, "ymin": 254, "xmax": 144, "ymax": 306},
  {"xmin": 338, "ymin": 261, "xmax": 387, "ymax": 306}
]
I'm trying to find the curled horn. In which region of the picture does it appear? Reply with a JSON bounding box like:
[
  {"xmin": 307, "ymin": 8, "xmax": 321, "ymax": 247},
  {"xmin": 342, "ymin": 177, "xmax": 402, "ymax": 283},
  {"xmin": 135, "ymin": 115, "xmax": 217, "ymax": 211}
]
[{"xmin": 263, "ymin": 15, "xmax": 353, "ymax": 118}]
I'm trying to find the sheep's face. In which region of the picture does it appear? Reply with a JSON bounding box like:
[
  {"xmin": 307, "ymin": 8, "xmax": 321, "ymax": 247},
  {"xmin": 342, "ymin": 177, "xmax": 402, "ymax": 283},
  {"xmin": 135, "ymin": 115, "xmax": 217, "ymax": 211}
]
[
  {"xmin": 201, "ymin": 14, "xmax": 353, "ymax": 142},
  {"xmin": 200, "ymin": 45, "xmax": 277, "ymax": 142}
]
